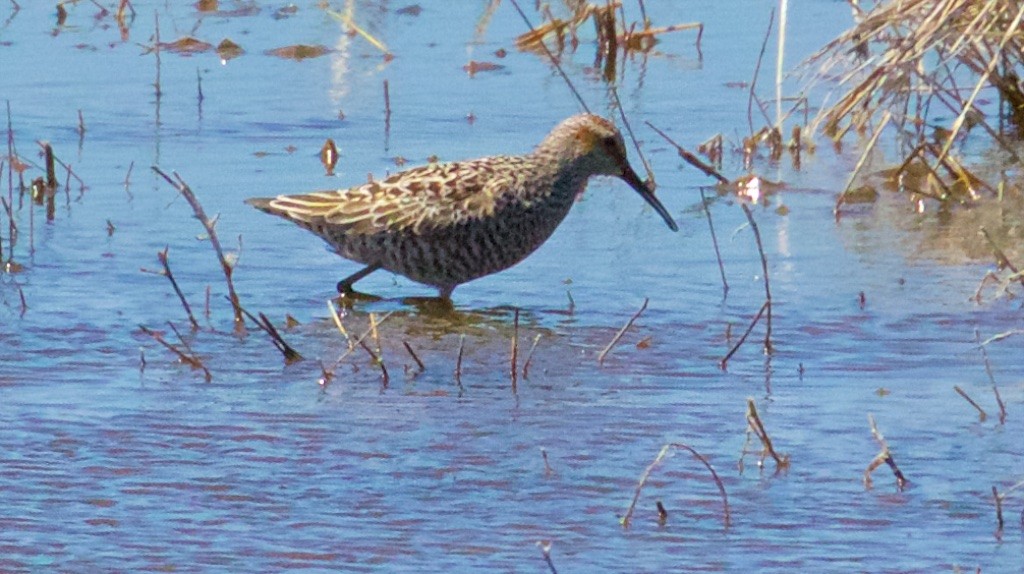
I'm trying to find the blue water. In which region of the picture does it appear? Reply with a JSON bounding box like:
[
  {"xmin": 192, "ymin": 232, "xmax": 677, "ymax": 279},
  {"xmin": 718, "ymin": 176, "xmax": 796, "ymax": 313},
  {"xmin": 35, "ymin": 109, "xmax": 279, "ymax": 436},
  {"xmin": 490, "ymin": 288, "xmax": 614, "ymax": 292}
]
[{"xmin": 1, "ymin": 1, "xmax": 1022, "ymax": 572}]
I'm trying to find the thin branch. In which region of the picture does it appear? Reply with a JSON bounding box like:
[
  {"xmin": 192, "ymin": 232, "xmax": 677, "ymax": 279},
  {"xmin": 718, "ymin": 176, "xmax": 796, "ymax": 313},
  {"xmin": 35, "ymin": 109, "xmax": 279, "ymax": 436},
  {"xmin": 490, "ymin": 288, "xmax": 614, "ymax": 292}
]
[
  {"xmin": 865, "ymin": 414, "xmax": 907, "ymax": 491},
  {"xmin": 700, "ymin": 187, "xmax": 728, "ymax": 296},
  {"xmin": 151, "ymin": 166, "xmax": 245, "ymax": 331},
  {"xmin": 621, "ymin": 442, "xmax": 730, "ymax": 530},
  {"xmin": 235, "ymin": 300, "xmax": 302, "ymax": 364},
  {"xmin": 740, "ymin": 204, "xmax": 773, "ymax": 353},
  {"xmin": 953, "ymin": 385, "xmax": 987, "ymax": 422},
  {"xmin": 138, "ymin": 325, "xmax": 211, "ymax": 382},
  {"xmin": 646, "ymin": 121, "xmax": 729, "ymax": 184},
  {"xmin": 141, "ymin": 247, "xmax": 200, "ymax": 331},
  {"xmin": 508, "ymin": 0, "xmax": 590, "ymax": 113},
  {"xmin": 598, "ymin": 297, "xmax": 649, "ymax": 365},
  {"xmin": 720, "ymin": 301, "xmax": 768, "ymax": 369}
]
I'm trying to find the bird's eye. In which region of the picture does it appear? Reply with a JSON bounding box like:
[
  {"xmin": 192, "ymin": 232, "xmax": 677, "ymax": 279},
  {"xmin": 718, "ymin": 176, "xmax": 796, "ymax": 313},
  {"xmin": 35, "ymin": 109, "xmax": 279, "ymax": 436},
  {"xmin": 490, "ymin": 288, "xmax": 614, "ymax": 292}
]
[{"xmin": 602, "ymin": 135, "xmax": 619, "ymax": 150}]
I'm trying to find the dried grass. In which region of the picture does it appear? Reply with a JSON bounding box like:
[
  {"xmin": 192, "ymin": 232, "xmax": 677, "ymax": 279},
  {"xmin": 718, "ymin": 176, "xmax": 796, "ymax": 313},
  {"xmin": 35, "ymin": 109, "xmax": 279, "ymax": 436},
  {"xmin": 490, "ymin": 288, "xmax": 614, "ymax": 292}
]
[{"xmin": 807, "ymin": 0, "xmax": 1024, "ymax": 206}]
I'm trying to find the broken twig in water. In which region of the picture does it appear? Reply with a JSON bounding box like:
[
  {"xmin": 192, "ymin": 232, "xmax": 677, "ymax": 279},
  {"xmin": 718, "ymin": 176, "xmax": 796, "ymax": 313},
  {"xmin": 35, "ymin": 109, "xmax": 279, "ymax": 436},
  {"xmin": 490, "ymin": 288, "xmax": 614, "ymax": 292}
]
[
  {"xmin": 402, "ymin": 340, "xmax": 425, "ymax": 375},
  {"xmin": 454, "ymin": 333, "xmax": 466, "ymax": 386},
  {"xmin": 141, "ymin": 247, "xmax": 200, "ymax": 331},
  {"xmin": 621, "ymin": 442, "xmax": 730, "ymax": 529},
  {"xmin": 700, "ymin": 187, "xmax": 728, "ymax": 296},
  {"xmin": 598, "ymin": 297, "xmax": 649, "ymax": 365},
  {"xmin": 645, "ymin": 121, "xmax": 729, "ymax": 184},
  {"xmin": 953, "ymin": 385, "xmax": 987, "ymax": 422},
  {"xmin": 138, "ymin": 325, "xmax": 211, "ymax": 382},
  {"xmin": 537, "ymin": 541, "xmax": 559, "ymax": 574},
  {"xmin": 720, "ymin": 301, "xmax": 768, "ymax": 369},
  {"xmin": 864, "ymin": 414, "xmax": 907, "ymax": 491},
  {"xmin": 741, "ymin": 203, "xmax": 773, "ymax": 353},
  {"xmin": 359, "ymin": 339, "xmax": 389, "ymax": 387},
  {"xmin": 151, "ymin": 166, "xmax": 245, "ymax": 332},
  {"xmin": 976, "ymin": 329, "xmax": 1007, "ymax": 424},
  {"xmin": 328, "ymin": 311, "xmax": 395, "ymax": 371},
  {"xmin": 522, "ymin": 333, "xmax": 542, "ymax": 379},
  {"xmin": 326, "ymin": 299, "xmax": 354, "ymax": 350},
  {"xmin": 510, "ymin": 308, "xmax": 520, "ymax": 392},
  {"xmin": 741, "ymin": 398, "xmax": 789, "ymax": 472},
  {"xmin": 234, "ymin": 299, "xmax": 302, "ymax": 364},
  {"xmin": 541, "ymin": 447, "xmax": 554, "ymax": 476}
]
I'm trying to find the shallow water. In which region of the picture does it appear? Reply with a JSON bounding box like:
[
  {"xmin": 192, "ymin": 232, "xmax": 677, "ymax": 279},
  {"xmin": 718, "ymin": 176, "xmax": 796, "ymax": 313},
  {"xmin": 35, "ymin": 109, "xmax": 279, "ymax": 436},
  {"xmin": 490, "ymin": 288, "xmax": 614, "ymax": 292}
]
[{"xmin": 2, "ymin": 1, "xmax": 1023, "ymax": 572}]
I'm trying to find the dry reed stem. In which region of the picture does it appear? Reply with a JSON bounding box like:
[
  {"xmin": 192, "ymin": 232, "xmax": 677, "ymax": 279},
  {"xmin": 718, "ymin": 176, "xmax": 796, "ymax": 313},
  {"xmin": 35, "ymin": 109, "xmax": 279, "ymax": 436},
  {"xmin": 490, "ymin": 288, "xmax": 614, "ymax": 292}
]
[
  {"xmin": 536, "ymin": 541, "xmax": 558, "ymax": 574},
  {"xmin": 402, "ymin": 340, "xmax": 425, "ymax": 375},
  {"xmin": 510, "ymin": 308, "xmax": 520, "ymax": 391},
  {"xmin": 747, "ymin": 7, "xmax": 775, "ymax": 135},
  {"xmin": 326, "ymin": 299, "xmax": 353, "ymax": 350},
  {"xmin": 369, "ymin": 312, "xmax": 382, "ymax": 358},
  {"xmin": 980, "ymin": 227, "xmax": 1024, "ymax": 290},
  {"xmin": 235, "ymin": 301, "xmax": 302, "ymax": 364},
  {"xmin": 835, "ymin": 111, "xmax": 891, "ymax": 217},
  {"xmin": 865, "ymin": 414, "xmax": 907, "ymax": 491},
  {"xmin": 743, "ymin": 398, "xmax": 789, "ymax": 471},
  {"xmin": 993, "ymin": 485, "xmax": 1004, "ymax": 539},
  {"xmin": 508, "ymin": 0, "xmax": 590, "ymax": 113},
  {"xmin": 454, "ymin": 333, "xmax": 466, "ymax": 386},
  {"xmin": 597, "ymin": 297, "xmax": 648, "ymax": 365},
  {"xmin": 975, "ymin": 329, "xmax": 1007, "ymax": 424},
  {"xmin": 151, "ymin": 167, "xmax": 245, "ymax": 332},
  {"xmin": 992, "ymin": 478, "xmax": 1024, "ymax": 539},
  {"xmin": 953, "ymin": 385, "xmax": 987, "ymax": 422},
  {"xmin": 610, "ymin": 86, "xmax": 654, "ymax": 184},
  {"xmin": 522, "ymin": 333, "xmax": 542, "ymax": 379},
  {"xmin": 978, "ymin": 329, "xmax": 1024, "ymax": 346},
  {"xmin": 139, "ymin": 325, "xmax": 211, "ymax": 382},
  {"xmin": 720, "ymin": 300, "xmax": 768, "ymax": 369},
  {"xmin": 141, "ymin": 247, "xmax": 199, "ymax": 331},
  {"xmin": 317, "ymin": 360, "xmax": 334, "ymax": 388},
  {"xmin": 383, "ymin": 79, "xmax": 391, "ymax": 137},
  {"xmin": 326, "ymin": 8, "xmax": 392, "ymax": 58},
  {"xmin": 699, "ymin": 187, "xmax": 729, "ymax": 296},
  {"xmin": 153, "ymin": 10, "xmax": 161, "ymax": 98},
  {"xmin": 541, "ymin": 447, "xmax": 554, "ymax": 476},
  {"xmin": 123, "ymin": 160, "xmax": 134, "ymax": 197},
  {"xmin": 934, "ymin": 3, "xmax": 1024, "ymax": 167},
  {"xmin": 359, "ymin": 340, "xmax": 389, "ymax": 387},
  {"xmin": 655, "ymin": 500, "xmax": 669, "ymax": 525},
  {"xmin": 645, "ymin": 121, "xmax": 728, "ymax": 184},
  {"xmin": 808, "ymin": 0, "xmax": 1024, "ymax": 204},
  {"xmin": 740, "ymin": 204, "xmax": 773, "ymax": 354},
  {"xmin": 329, "ymin": 311, "xmax": 395, "ymax": 371},
  {"xmin": 621, "ymin": 442, "xmax": 730, "ymax": 530}
]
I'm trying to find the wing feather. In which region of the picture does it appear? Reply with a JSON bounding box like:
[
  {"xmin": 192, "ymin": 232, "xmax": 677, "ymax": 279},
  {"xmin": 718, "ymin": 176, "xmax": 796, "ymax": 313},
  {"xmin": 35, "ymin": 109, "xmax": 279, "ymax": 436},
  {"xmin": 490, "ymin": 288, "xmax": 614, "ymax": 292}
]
[{"xmin": 247, "ymin": 158, "xmax": 532, "ymax": 236}]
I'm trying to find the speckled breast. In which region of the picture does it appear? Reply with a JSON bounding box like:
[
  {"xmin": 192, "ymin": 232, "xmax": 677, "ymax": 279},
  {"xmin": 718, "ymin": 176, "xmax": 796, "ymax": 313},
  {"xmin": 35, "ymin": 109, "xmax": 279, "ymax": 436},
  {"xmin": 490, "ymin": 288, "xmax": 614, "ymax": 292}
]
[{"xmin": 326, "ymin": 192, "xmax": 576, "ymax": 290}]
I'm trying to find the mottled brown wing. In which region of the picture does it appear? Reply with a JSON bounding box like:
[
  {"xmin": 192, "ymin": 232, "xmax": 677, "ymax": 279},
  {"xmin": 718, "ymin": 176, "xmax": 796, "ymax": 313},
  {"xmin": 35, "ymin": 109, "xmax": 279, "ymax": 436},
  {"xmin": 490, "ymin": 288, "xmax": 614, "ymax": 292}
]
[{"xmin": 248, "ymin": 159, "xmax": 523, "ymax": 235}]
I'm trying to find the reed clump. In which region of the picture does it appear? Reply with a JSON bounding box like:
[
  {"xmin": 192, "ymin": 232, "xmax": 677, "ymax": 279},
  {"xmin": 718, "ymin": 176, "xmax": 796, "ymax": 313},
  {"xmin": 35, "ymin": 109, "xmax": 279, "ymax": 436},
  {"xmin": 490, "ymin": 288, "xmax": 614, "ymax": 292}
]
[{"xmin": 808, "ymin": 0, "xmax": 1024, "ymax": 209}]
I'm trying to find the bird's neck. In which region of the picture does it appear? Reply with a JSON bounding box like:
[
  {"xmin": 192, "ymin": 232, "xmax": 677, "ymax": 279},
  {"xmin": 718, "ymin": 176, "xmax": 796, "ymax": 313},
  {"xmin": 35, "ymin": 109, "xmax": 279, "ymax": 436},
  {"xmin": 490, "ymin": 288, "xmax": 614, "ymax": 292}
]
[{"xmin": 524, "ymin": 150, "xmax": 591, "ymax": 203}]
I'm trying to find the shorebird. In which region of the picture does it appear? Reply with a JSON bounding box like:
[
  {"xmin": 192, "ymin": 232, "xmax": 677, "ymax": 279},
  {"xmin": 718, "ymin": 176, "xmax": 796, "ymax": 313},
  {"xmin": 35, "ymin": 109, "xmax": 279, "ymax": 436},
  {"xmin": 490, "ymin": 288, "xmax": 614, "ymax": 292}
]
[{"xmin": 246, "ymin": 114, "xmax": 677, "ymax": 299}]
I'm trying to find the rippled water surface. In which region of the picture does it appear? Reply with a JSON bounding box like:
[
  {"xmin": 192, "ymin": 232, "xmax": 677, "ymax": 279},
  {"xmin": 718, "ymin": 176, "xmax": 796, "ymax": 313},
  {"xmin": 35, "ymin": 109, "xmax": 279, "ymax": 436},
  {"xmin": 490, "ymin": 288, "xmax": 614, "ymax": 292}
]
[{"xmin": 2, "ymin": 1, "xmax": 1023, "ymax": 572}]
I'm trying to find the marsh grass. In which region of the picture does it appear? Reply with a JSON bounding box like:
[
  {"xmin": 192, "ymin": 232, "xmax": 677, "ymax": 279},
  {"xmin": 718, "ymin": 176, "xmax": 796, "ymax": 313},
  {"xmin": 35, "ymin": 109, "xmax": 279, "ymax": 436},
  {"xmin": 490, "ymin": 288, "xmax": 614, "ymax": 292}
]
[{"xmin": 807, "ymin": 0, "xmax": 1024, "ymax": 208}]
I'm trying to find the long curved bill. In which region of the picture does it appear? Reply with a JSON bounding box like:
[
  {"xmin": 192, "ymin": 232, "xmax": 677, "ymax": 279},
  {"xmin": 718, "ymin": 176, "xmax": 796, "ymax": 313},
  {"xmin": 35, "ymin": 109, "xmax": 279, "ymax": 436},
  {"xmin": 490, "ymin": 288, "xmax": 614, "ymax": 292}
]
[{"xmin": 620, "ymin": 164, "xmax": 679, "ymax": 232}]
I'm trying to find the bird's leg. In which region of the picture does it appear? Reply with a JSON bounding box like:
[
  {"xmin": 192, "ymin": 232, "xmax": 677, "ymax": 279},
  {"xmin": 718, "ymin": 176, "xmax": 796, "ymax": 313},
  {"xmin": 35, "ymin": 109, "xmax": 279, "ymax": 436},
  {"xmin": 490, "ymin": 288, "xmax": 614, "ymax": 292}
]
[{"xmin": 337, "ymin": 264, "xmax": 382, "ymax": 298}]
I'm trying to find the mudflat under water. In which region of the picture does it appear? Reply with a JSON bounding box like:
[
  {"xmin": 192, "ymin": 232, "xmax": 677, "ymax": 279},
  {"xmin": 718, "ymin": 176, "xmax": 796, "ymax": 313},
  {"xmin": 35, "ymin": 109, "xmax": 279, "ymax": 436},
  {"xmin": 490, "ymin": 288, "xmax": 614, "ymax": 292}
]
[{"xmin": 2, "ymin": 2, "xmax": 1023, "ymax": 572}]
